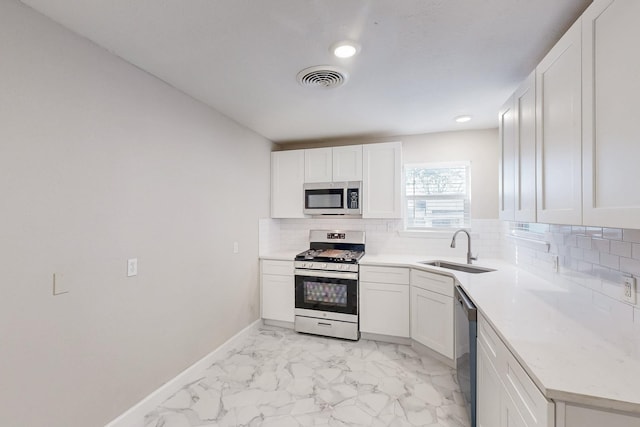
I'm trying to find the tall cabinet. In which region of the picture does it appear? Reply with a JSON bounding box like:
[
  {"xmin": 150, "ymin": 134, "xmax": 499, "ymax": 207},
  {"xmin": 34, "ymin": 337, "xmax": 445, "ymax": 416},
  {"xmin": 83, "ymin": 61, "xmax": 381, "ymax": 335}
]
[
  {"xmin": 582, "ymin": 0, "xmax": 640, "ymax": 229},
  {"xmin": 498, "ymin": 97, "xmax": 516, "ymax": 221},
  {"xmin": 535, "ymin": 19, "xmax": 582, "ymax": 225},
  {"xmin": 271, "ymin": 150, "xmax": 305, "ymax": 218},
  {"xmin": 362, "ymin": 142, "xmax": 402, "ymax": 218},
  {"xmin": 514, "ymin": 72, "xmax": 537, "ymax": 222}
]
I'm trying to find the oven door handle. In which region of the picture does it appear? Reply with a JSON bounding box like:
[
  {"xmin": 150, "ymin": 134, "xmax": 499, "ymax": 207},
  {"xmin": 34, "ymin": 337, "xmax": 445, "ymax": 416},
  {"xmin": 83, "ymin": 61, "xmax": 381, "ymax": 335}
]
[{"xmin": 295, "ymin": 269, "xmax": 358, "ymax": 280}]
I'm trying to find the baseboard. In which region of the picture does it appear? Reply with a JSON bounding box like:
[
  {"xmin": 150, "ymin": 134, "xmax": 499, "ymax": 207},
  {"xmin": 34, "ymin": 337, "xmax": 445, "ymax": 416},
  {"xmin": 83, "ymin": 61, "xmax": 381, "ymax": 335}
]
[
  {"xmin": 411, "ymin": 340, "xmax": 456, "ymax": 368},
  {"xmin": 360, "ymin": 332, "xmax": 412, "ymax": 345},
  {"xmin": 105, "ymin": 319, "xmax": 262, "ymax": 427}
]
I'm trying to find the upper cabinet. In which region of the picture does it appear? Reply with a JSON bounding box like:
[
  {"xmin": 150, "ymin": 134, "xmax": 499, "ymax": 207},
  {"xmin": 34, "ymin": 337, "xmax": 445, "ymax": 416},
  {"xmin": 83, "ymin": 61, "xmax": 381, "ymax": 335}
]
[
  {"xmin": 499, "ymin": 71, "xmax": 537, "ymax": 223},
  {"xmin": 272, "ymin": 142, "xmax": 401, "ymax": 219},
  {"xmin": 514, "ymin": 72, "xmax": 537, "ymax": 222},
  {"xmin": 582, "ymin": 0, "xmax": 640, "ymax": 228},
  {"xmin": 333, "ymin": 145, "xmax": 363, "ymax": 182},
  {"xmin": 535, "ymin": 19, "xmax": 583, "ymax": 225},
  {"xmin": 498, "ymin": 95, "xmax": 516, "ymax": 221},
  {"xmin": 271, "ymin": 150, "xmax": 305, "ymax": 218},
  {"xmin": 304, "ymin": 147, "xmax": 333, "ymax": 183},
  {"xmin": 304, "ymin": 145, "xmax": 363, "ymax": 183},
  {"xmin": 362, "ymin": 142, "xmax": 402, "ymax": 218}
]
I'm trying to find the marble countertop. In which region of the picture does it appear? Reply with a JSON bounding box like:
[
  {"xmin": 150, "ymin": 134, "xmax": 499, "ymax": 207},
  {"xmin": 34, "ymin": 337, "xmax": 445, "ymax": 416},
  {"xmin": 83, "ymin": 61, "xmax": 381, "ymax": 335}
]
[{"xmin": 259, "ymin": 252, "xmax": 640, "ymax": 413}]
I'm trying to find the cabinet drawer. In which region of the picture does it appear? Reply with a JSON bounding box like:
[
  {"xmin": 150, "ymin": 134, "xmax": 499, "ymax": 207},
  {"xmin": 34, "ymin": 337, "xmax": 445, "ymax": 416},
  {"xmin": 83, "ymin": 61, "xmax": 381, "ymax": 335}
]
[
  {"xmin": 261, "ymin": 260, "xmax": 294, "ymax": 276},
  {"xmin": 411, "ymin": 269, "xmax": 454, "ymax": 297},
  {"xmin": 478, "ymin": 314, "xmax": 503, "ymax": 369},
  {"xmin": 359, "ymin": 265, "xmax": 409, "ymax": 285}
]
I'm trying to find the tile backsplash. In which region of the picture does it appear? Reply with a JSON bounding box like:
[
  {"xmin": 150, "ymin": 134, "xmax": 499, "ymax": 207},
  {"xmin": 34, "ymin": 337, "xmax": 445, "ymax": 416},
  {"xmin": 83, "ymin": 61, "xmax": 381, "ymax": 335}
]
[
  {"xmin": 502, "ymin": 222, "xmax": 640, "ymax": 324},
  {"xmin": 260, "ymin": 218, "xmax": 502, "ymax": 259}
]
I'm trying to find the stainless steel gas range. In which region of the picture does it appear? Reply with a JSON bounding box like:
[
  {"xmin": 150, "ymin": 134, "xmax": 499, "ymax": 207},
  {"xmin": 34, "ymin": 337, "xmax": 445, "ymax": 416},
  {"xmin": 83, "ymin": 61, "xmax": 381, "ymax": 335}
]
[{"xmin": 294, "ymin": 230, "xmax": 365, "ymax": 340}]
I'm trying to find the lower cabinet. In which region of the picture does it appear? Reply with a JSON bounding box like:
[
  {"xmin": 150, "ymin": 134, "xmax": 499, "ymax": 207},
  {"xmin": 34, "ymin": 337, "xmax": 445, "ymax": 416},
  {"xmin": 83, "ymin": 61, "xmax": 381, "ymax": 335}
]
[
  {"xmin": 477, "ymin": 314, "xmax": 554, "ymax": 427},
  {"xmin": 260, "ymin": 260, "xmax": 294, "ymax": 323},
  {"xmin": 359, "ymin": 265, "xmax": 410, "ymax": 337},
  {"xmin": 477, "ymin": 340, "xmax": 502, "ymax": 427},
  {"xmin": 410, "ymin": 269, "xmax": 454, "ymax": 359}
]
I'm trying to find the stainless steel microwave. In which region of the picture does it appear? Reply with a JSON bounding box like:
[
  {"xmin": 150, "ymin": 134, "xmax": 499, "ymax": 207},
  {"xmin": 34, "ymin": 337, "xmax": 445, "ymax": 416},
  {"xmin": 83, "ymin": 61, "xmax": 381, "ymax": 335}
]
[{"xmin": 303, "ymin": 181, "xmax": 362, "ymax": 216}]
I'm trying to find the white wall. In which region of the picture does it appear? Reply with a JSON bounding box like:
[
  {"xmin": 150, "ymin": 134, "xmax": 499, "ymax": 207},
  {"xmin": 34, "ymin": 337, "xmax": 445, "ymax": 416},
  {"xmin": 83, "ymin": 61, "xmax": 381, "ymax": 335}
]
[
  {"xmin": 400, "ymin": 129, "xmax": 499, "ymax": 219},
  {"xmin": 0, "ymin": 2, "xmax": 272, "ymax": 426}
]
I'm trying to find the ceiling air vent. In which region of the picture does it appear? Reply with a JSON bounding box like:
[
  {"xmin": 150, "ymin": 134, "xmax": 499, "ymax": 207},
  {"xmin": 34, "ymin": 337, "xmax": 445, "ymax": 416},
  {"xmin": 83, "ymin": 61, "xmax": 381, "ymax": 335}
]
[{"xmin": 297, "ymin": 66, "xmax": 348, "ymax": 89}]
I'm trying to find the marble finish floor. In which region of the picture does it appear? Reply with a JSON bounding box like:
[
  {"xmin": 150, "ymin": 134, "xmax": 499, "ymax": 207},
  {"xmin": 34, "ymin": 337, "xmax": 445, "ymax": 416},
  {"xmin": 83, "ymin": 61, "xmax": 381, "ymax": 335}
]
[{"xmin": 144, "ymin": 327, "xmax": 470, "ymax": 427}]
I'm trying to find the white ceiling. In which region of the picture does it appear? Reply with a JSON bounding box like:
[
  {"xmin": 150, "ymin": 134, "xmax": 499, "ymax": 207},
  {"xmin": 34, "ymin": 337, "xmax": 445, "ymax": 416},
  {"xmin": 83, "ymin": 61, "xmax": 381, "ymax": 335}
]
[{"xmin": 20, "ymin": 0, "xmax": 592, "ymax": 143}]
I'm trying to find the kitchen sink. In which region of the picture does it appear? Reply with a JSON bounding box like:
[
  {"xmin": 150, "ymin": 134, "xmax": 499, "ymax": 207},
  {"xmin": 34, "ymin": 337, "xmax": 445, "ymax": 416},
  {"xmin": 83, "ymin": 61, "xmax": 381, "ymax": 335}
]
[{"xmin": 419, "ymin": 260, "xmax": 496, "ymax": 274}]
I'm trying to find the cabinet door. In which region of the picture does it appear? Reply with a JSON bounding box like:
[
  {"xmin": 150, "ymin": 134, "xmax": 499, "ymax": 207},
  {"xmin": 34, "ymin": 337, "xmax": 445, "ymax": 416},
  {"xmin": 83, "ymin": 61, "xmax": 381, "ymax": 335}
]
[
  {"xmin": 535, "ymin": 20, "xmax": 582, "ymax": 225},
  {"xmin": 261, "ymin": 274, "xmax": 294, "ymax": 322},
  {"xmin": 514, "ymin": 71, "xmax": 537, "ymax": 222},
  {"xmin": 271, "ymin": 150, "xmax": 305, "ymax": 218},
  {"xmin": 362, "ymin": 142, "xmax": 402, "ymax": 218},
  {"xmin": 332, "ymin": 145, "xmax": 363, "ymax": 182},
  {"xmin": 477, "ymin": 341, "xmax": 502, "ymax": 427},
  {"xmin": 304, "ymin": 147, "xmax": 333, "ymax": 183},
  {"xmin": 502, "ymin": 391, "xmax": 528, "ymax": 427},
  {"xmin": 410, "ymin": 286, "xmax": 454, "ymax": 359},
  {"xmin": 582, "ymin": 0, "xmax": 640, "ymax": 228},
  {"xmin": 360, "ymin": 282, "xmax": 410, "ymax": 337},
  {"xmin": 499, "ymin": 95, "xmax": 516, "ymax": 221}
]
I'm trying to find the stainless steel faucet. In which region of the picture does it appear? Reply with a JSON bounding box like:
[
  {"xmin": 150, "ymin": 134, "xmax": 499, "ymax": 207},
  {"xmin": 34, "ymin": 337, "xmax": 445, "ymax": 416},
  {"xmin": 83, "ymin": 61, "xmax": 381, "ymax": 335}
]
[{"xmin": 450, "ymin": 229, "xmax": 477, "ymax": 264}]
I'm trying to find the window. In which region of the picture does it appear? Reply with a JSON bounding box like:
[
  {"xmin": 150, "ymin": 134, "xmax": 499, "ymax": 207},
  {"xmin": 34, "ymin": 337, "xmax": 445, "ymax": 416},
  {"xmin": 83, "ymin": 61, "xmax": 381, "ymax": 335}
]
[{"xmin": 405, "ymin": 162, "xmax": 471, "ymax": 229}]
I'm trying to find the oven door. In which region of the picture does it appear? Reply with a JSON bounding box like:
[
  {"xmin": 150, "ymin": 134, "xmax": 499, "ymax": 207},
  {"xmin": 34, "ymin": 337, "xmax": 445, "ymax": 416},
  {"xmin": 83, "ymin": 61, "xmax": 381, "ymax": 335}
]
[{"xmin": 294, "ymin": 269, "xmax": 358, "ymax": 318}]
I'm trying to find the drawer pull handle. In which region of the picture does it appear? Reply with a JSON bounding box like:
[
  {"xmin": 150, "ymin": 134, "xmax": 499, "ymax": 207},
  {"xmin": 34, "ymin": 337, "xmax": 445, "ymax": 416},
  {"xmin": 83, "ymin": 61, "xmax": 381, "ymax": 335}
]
[{"xmin": 318, "ymin": 322, "xmax": 332, "ymax": 327}]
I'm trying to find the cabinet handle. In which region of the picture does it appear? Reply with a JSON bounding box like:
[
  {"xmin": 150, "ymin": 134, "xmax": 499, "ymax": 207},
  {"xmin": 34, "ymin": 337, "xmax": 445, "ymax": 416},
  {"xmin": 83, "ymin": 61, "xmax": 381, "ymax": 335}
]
[{"xmin": 317, "ymin": 322, "xmax": 332, "ymax": 327}]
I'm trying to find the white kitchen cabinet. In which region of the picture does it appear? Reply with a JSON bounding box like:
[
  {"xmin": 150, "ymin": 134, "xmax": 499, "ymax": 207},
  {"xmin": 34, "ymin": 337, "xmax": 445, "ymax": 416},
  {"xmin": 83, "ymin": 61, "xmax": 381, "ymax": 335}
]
[
  {"xmin": 514, "ymin": 71, "xmax": 537, "ymax": 222},
  {"xmin": 535, "ymin": 19, "xmax": 582, "ymax": 225},
  {"xmin": 499, "ymin": 95, "xmax": 516, "ymax": 221},
  {"xmin": 477, "ymin": 314, "xmax": 554, "ymax": 427},
  {"xmin": 477, "ymin": 339, "xmax": 502, "ymax": 427},
  {"xmin": 359, "ymin": 265, "xmax": 410, "ymax": 338},
  {"xmin": 362, "ymin": 142, "xmax": 402, "ymax": 218},
  {"xmin": 502, "ymin": 392, "xmax": 528, "ymax": 427},
  {"xmin": 260, "ymin": 260, "xmax": 294, "ymax": 323},
  {"xmin": 556, "ymin": 402, "xmax": 640, "ymax": 427},
  {"xmin": 359, "ymin": 282, "xmax": 410, "ymax": 338},
  {"xmin": 332, "ymin": 145, "xmax": 363, "ymax": 181},
  {"xmin": 271, "ymin": 150, "xmax": 305, "ymax": 218},
  {"xmin": 582, "ymin": 0, "xmax": 640, "ymax": 229},
  {"xmin": 304, "ymin": 147, "xmax": 333, "ymax": 183},
  {"xmin": 410, "ymin": 269, "xmax": 454, "ymax": 359},
  {"xmin": 304, "ymin": 145, "xmax": 363, "ymax": 183}
]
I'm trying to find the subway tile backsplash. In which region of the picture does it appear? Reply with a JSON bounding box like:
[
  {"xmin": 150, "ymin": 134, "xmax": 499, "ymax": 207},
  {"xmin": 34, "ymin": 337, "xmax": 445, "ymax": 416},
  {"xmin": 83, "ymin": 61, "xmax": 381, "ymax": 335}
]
[
  {"xmin": 502, "ymin": 221, "xmax": 639, "ymax": 321},
  {"xmin": 260, "ymin": 218, "xmax": 502, "ymax": 259}
]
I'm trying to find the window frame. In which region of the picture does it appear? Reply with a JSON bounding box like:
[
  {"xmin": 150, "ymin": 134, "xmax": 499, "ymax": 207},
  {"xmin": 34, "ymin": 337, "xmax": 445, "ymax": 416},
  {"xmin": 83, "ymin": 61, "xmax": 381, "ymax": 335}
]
[{"xmin": 403, "ymin": 161, "xmax": 472, "ymax": 231}]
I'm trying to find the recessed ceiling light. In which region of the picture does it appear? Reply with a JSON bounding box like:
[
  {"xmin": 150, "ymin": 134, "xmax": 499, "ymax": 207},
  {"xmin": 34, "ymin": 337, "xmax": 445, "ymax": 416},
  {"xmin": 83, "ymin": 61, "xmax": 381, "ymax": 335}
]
[
  {"xmin": 331, "ymin": 41, "xmax": 360, "ymax": 58},
  {"xmin": 455, "ymin": 115, "xmax": 472, "ymax": 123}
]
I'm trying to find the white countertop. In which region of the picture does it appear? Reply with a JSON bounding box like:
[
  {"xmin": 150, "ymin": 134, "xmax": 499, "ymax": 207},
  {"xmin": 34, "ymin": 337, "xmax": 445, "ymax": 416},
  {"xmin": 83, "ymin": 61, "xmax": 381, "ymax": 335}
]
[
  {"xmin": 260, "ymin": 252, "xmax": 640, "ymax": 413},
  {"xmin": 361, "ymin": 254, "xmax": 640, "ymax": 414}
]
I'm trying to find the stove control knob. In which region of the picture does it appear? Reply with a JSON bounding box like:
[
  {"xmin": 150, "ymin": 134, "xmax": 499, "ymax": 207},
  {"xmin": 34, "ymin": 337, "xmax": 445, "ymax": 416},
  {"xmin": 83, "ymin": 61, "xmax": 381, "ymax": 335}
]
[{"xmin": 322, "ymin": 263, "xmax": 328, "ymax": 268}]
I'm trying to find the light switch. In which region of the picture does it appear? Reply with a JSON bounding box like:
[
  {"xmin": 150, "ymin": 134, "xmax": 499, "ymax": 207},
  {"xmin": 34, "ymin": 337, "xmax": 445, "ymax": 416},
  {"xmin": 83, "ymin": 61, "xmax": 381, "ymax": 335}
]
[
  {"xmin": 127, "ymin": 258, "xmax": 138, "ymax": 277},
  {"xmin": 233, "ymin": 242, "xmax": 239, "ymax": 254}
]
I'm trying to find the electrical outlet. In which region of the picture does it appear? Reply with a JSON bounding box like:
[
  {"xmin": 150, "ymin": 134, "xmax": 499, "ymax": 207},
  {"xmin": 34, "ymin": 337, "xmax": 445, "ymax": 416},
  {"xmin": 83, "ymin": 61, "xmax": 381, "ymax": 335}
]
[
  {"xmin": 623, "ymin": 276, "xmax": 636, "ymax": 304},
  {"xmin": 552, "ymin": 255, "xmax": 559, "ymax": 273},
  {"xmin": 127, "ymin": 258, "xmax": 138, "ymax": 277}
]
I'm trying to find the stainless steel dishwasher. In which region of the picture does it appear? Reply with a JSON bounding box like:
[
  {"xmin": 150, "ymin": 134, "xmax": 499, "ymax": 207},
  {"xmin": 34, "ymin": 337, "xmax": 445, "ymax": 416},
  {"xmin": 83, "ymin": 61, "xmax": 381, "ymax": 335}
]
[{"xmin": 455, "ymin": 285, "xmax": 477, "ymax": 427}]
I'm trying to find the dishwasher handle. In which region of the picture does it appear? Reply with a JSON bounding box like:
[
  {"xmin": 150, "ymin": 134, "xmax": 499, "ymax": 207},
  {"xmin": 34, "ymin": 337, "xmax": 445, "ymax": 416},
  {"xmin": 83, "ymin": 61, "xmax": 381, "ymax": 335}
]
[{"xmin": 455, "ymin": 286, "xmax": 477, "ymax": 321}]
